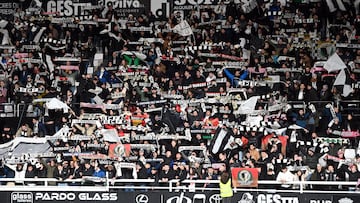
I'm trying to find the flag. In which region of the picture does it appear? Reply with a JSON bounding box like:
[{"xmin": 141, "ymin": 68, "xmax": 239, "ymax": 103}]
[
  {"xmin": 355, "ymin": 0, "xmax": 360, "ymax": 15},
  {"xmin": 333, "ymin": 69, "xmax": 353, "ymax": 97},
  {"xmin": 237, "ymin": 96, "xmax": 260, "ymax": 114},
  {"xmin": 326, "ymin": 0, "xmax": 346, "ymax": 13},
  {"xmin": 101, "ymin": 129, "xmax": 120, "ymax": 143},
  {"xmin": 209, "ymin": 127, "xmax": 231, "ymax": 155},
  {"xmin": 0, "ymin": 29, "xmax": 9, "ymax": 45},
  {"xmin": 172, "ymin": 20, "xmax": 193, "ymax": 37},
  {"xmin": 45, "ymin": 55, "xmax": 55, "ymax": 73},
  {"xmin": 232, "ymin": 168, "xmax": 259, "ymax": 187},
  {"xmin": 241, "ymin": 0, "xmax": 258, "ymax": 13},
  {"xmin": 32, "ymin": 27, "xmax": 46, "ymax": 44},
  {"xmin": 0, "ymin": 20, "xmax": 8, "ymax": 28},
  {"xmin": 324, "ymin": 53, "xmax": 347, "ymax": 72}
]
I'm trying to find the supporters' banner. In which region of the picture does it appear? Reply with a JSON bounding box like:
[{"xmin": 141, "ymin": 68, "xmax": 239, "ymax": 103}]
[
  {"xmin": 13, "ymin": 53, "xmax": 28, "ymax": 58},
  {"xmin": 17, "ymin": 87, "xmax": 45, "ymax": 93},
  {"xmin": 102, "ymin": 116, "xmax": 125, "ymax": 125},
  {"xmin": 331, "ymin": 130, "xmax": 360, "ymax": 138},
  {"xmin": 59, "ymin": 65, "xmax": 79, "ymax": 70},
  {"xmin": 0, "ymin": 137, "xmax": 51, "ymax": 160},
  {"xmin": 231, "ymin": 168, "xmax": 259, "ymax": 187},
  {"xmin": 0, "ymin": 2, "xmax": 19, "ymax": 15},
  {"xmin": 220, "ymin": 54, "xmax": 243, "ymax": 61},
  {"xmin": 80, "ymin": 102, "xmax": 122, "ymax": 110},
  {"xmin": 336, "ymin": 43, "xmax": 360, "ymax": 49}
]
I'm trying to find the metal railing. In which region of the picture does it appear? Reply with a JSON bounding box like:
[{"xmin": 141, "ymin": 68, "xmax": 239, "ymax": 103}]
[{"xmin": 0, "ymin": 178, "xmax": 358, "ymax": 194}]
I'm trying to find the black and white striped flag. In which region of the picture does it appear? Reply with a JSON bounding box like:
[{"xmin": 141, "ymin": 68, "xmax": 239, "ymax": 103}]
[
  {"xmin": 333, "ymin": 68, "xmax": 353, "ymax": 97},
  {"xmin": 31, "ymin": 26, "xmax": 47, "ymax": 44},
  {"xmin": 209, "ymin": 127, "xmax": 231, "ymax": 155},
  {"xmin": 326, "ymin": 0, "xmax": 346, "ymax": 13},
  {"xmin": 0, "ymin": 20, "xmax": 9, "ymax": 45}
]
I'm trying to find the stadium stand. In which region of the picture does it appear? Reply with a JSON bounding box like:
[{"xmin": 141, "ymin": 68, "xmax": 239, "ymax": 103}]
[{"xmin": 0, "ymin": 1, "xmax": 359, "ymax": 201}]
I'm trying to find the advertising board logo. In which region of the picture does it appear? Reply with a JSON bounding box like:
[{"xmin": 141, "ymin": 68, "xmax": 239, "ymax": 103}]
[
  {"xmin": 209, "ymin": 194, "xmax": 222, "ymax": 203},
  {"xmin": 166, "ymin": 192, "xmax": 192, "ymax": 203},
  {"xmin": 135, "ymin": 194, "xmax": 149, "ymax": 203},
  {"xmin": 338, "ymin": 198, "xmax": 353, "ymax": 203},
  {"xmin": 257, "ymin": 194, "xmax": 299, "ymax": 203},
  {"xmin": 238, "ymin": 193, "xmax": 255, "ymax": 203},
  {"xmin": 34, "ymin": 192, "xmax": 117, "ymax": 201},
  {"xmin": 99, "ymin": 0, "xmax": 142, "ymax": 9},
  {"xmin": 173, "ymin": 0, "xmax": 213, "ymax": 6},
  {"xmin": 309, "ymin": 200, "xmax": 332, "ymax": 203},
  {"xmin": 150, "ymin": 0, "xmax": 170, "ymax": 19},
  {"xmin": 46, "ymin": 0, "xmax": 92, "ymax": 17},
  {"xmin": 11, "ymin": 192, "xmax": 33, "ymax": 203}
]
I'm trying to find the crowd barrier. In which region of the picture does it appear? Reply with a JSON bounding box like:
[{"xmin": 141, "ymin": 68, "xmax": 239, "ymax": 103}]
[
  {"xmin": 0, "ymin": 178, "xmax": 358, "ymax": 192},
  {"xmin": 1, "ymin": 178, "xmax": 359, "ymax": 203}
]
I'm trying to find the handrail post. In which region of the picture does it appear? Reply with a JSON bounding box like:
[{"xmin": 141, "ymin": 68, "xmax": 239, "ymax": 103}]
[
  {"xmin": 16, "ymin": 103, "xmax": 20, "ymax": 117},
  {"xmin": 169, "ymin": 181, "xmax": 172, "ymax": 192},
  {"xmin": 300, "ymin": 180, "xmax": 303, "ymax": 194},
  {"xmin": 105, "ymin": 172, "xmax": 109, "ymax": 192}
]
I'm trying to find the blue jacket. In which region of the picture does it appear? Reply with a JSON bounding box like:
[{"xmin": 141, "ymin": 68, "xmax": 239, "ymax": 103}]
[
  {"xmin": 93, "ymin": 169, "xmax": 106, "ymax": 178},
  {"xmin": 223, "ymin": 68, "xmax": 248, "ymax": 87}
]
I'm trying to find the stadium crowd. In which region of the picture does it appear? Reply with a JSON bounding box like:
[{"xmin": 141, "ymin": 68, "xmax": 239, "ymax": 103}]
[{"xmin": 0, "ymin": 0, "xmax": 359, "ymax": 190}]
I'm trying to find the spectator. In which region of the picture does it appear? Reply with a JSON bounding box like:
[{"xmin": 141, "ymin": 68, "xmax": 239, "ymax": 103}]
[
  {"xmin": 45, "ymin": 159, "xmax": 57, "ymax": 185},
  {"xmin": 158, "ymin": 164, "xmax": 175, "ymax": 186},
  {"xmin": 25, "ymin": 164, "xmax": 36, "ymax": 185},
  {"xmin": 325, "ymin": 164, "xmax": 338, "ymax": 190},
  {"xmin": 304, "ymin": 148, "xmax": 321, "ymax": 170},
  {"xmin": 15, "ymin": 124, "xmax": 33, "ymax": 137},
  {"xmin": 54, "ymin": 163, "xmax": 69, "ymax": 184},
  {"xmin": 340, "ymin": 164, "xmax": 360, "ymax": 182},
  {"xmin": 36, "ymin": 162, "xmax": 47, "ymax": 178},
  {"xmin": 93, "ymin": 165, "xmax": 106, "ymax": 178},
  {"xmin": 276, "ymin": 165, "xmax": 294, "ymax": 189},
  {"xmin": 0, "ymin": 80, "xmax": 7, "ymax": 104},
  {"xmin": 310, "ymin": 164, "xmax": 326, "ymax": 190},
  {"xmin": 203, "ymin": 166, "xmax": 218, "ymax": 188}
]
